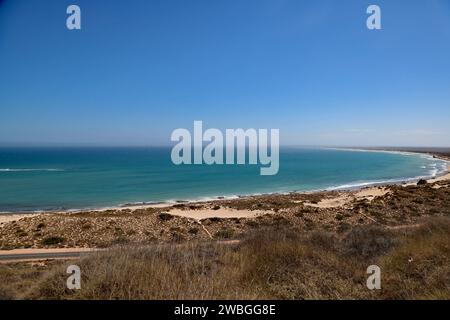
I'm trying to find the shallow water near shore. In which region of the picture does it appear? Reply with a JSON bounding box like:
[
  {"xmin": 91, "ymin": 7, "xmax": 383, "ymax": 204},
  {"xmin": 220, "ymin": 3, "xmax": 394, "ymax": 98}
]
[{"xmin": 0, "ymin": 147, "xmax": 447, "ymax": 212}]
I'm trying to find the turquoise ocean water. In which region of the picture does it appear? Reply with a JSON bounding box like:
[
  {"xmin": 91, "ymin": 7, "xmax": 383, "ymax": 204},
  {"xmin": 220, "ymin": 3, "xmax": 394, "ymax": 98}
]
[{"xmin": 0, "ymin": 147, "xmax": 447, "ymax": 212}]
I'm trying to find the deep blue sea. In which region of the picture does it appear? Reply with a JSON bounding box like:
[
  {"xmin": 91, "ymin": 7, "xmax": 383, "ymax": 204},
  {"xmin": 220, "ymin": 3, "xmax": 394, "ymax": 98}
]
[{"xmin": 0, "ymin": 147, "xmax": 447, "ymax": 212}]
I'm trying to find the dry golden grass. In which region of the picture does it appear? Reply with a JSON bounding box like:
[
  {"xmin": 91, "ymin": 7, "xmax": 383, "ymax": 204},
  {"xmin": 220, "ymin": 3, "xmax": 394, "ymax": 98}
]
[
  {"xmin": 380, "ymin": 218, "xmax": 450, "ymax": 299},
  {"xmin": 1, "ymin": 216, "xmax": 445, "ymax": 300},
  {"xmin": 0, "ymin": 261, "xmax": 61, "ymax": 300}
]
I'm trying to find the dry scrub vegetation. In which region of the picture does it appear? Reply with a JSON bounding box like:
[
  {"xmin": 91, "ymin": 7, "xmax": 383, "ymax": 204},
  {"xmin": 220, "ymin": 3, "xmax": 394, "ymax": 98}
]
[
  {"xmin": 2, "ymin": 181, "xmax": 450, "ymax": 249},
  {"xmin": 1, "ymin": 216, "xmax": 449, "ymax": 300}
]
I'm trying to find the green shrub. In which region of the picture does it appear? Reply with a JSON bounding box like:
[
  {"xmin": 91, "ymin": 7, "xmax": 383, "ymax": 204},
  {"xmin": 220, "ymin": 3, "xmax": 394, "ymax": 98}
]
[
  {"xmin": 158, "ymin": 212, "xmax": 174, "ymax": 221},
  {"xmin": 215, "ymin": 228, "xmax": 234, "ymax": 239},
  {"xmin": 41, "ymin": 236, "xmax": 65, "ymax": 245}
]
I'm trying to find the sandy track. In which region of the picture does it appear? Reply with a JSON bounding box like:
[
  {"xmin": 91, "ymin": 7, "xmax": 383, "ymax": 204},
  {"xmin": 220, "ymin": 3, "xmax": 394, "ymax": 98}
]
[{"xmin": 0, "ymin": 248, "xmax": 97, "ymax": 263}]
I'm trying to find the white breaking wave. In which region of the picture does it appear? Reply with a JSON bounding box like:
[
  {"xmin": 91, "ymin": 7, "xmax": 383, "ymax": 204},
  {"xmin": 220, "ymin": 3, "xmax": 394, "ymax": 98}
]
[
  {"xmin": 328, "ymin": 178, "xmax": 413, "ymax": 191},
  {"xmin": 329, "ymin": 165, "xmax": 448, "ymax": 191},
  {"xmin": 429, "ymin": 169, "xmax": 438, "ymax": 177},
  {"xmin": 0, "ymin": 168, "xmax": 64, "ymax": 172}
]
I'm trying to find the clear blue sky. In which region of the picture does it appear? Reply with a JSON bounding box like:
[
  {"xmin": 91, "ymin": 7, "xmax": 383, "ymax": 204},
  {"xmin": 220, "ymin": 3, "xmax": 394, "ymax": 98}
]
[{"xmin": 1, "ymin": 0, "xmax": 449, "ymax": 147}]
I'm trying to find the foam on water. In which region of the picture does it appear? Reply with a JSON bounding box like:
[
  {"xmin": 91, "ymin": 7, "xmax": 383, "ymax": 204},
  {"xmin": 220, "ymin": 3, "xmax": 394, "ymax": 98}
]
[{"xmin": 0, "ymin": 168, "xmax": 64, "ymax": 172}]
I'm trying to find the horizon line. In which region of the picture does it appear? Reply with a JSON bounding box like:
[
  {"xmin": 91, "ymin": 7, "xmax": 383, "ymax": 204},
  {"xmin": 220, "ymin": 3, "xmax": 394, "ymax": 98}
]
[{"xmin": 0, "ymin": 144, "xmax": 450, "ymax": 149}]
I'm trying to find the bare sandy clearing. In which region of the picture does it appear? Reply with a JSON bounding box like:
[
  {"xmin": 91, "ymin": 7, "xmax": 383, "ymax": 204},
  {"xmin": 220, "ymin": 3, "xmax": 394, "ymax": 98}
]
[{"xmin": 167, "ymin": 207, "xmax": 269, "ymax": 220}]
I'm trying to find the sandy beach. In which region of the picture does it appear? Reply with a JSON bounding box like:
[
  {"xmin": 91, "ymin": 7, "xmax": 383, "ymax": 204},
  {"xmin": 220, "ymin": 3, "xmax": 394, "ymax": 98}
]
[
  {"xmin": 0, "ymin": 185, "xmax": 419, "ymax": 225},
  {"xmin": 428, "ymin": 171, "xmax": 450, "ymax": 183},
  {"xmin": 0, "ymin": 213, "xmax": 41, "ymax": 227}
]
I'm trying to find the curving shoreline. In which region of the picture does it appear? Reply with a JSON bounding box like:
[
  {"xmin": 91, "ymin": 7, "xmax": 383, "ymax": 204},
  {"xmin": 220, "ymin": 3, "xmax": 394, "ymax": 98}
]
[
  {"xmin": 0, "ymin": 151, "xmax": 449, "ymax": 226},
  {"xmin": 1, "ymin": 164, "xmax": 450, "ymax": 250},
  {"xmin": 0, "ymin": 149, "xmax": 449, "ymax": 217}
]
